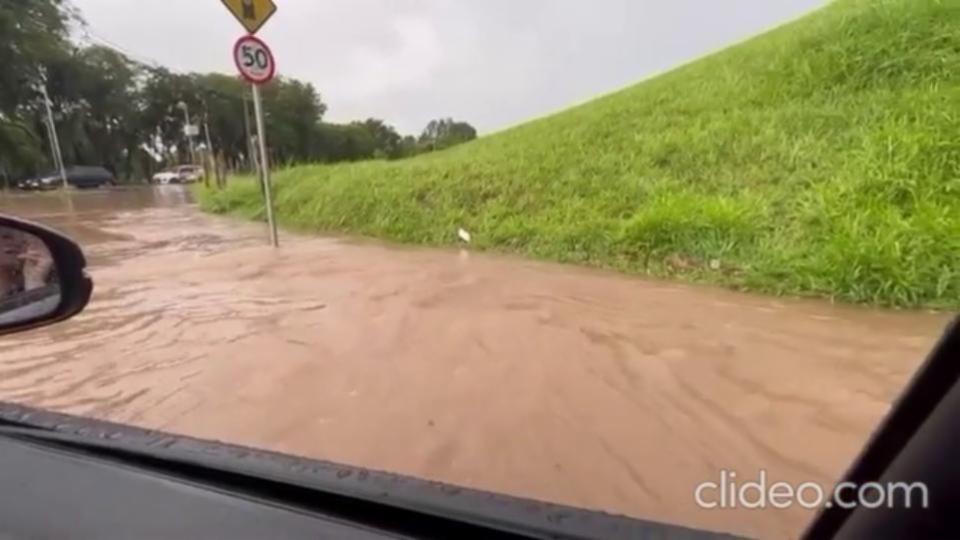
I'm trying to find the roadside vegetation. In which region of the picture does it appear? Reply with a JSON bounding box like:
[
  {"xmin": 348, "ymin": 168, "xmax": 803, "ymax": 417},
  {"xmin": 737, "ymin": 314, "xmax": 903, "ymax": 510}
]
[{"xmin": 201, "ymin": 0, "xmax": 960, "ymax": 309}]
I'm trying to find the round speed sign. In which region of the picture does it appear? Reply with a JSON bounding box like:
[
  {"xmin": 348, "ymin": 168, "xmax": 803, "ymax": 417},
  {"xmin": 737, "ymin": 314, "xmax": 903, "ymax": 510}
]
[{"xmin": 234, "ymin": 35, "xmax": 276, "ymax": 85}]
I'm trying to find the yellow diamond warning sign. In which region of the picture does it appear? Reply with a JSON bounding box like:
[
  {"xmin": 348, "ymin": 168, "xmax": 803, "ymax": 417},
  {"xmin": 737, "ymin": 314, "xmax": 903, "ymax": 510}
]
[{"xmin": 220, "ymin": 0, "xmax": 277, "ymax": 35}]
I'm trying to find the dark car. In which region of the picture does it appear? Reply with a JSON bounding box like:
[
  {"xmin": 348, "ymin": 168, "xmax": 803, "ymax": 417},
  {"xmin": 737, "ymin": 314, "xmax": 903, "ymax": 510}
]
[{"xmin": 18, "ymin": 166, "xmax": 115, "ymax": 191}]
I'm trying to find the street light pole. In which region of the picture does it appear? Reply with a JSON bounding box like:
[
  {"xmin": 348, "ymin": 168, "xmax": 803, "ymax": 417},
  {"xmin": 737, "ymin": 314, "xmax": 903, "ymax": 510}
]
[
  {"xmin": 177, "ymin": 101, "xmax": 196, "ymax": 164},
  {"xmin": 242, "ymin": 95, "xmax": 257, "ymax": 174},
  {"xmin": 36, "ymin": 75, "xmax": 68, "ymax": 190},
  {"xmin": 203, "ymin": 111, "xmax": 216, "ymax": 187}
]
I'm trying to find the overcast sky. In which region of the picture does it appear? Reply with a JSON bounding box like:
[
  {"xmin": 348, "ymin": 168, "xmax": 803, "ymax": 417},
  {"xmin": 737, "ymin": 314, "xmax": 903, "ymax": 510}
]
[{"xmin": 69, "ymin": 0, "xmax": 825, "ymax": 135}]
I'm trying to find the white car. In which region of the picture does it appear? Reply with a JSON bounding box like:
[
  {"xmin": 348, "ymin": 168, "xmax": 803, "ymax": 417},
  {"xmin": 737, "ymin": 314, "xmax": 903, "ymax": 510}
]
[{"xmin": 152, "ymin": 165, "xmax": 204, "ymax": 185}]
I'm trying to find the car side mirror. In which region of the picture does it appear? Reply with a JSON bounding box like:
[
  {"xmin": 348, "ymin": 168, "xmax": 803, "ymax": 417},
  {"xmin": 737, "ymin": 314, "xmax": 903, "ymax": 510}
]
[{"xmin": 0, "ymin": 215, "xmax": 93, "ymax": 336}]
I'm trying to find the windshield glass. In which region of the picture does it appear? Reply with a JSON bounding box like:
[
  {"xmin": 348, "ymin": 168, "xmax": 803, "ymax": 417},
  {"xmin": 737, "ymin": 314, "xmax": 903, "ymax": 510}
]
[{"xmin": 1, "ymin": 0, "xmax": 956, "ymax": 538}]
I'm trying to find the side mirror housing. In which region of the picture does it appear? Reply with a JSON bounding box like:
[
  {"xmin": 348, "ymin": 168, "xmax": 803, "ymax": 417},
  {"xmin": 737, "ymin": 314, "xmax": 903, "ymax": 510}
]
[{"xmin": 0, "ymin": 215, "xmax": 93, "ymax": 336}]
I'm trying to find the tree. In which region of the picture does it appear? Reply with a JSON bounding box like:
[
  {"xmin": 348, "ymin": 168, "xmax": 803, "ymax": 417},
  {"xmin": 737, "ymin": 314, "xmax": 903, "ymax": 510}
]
[
  {"xmin": 0, "ymin": 0, "xmax": 73, "ymax": 179},
  {"xmin": 418, "ymin": 118, "xmax": 477, "ymax": 152},
  {"xmin": 351, "ymin": 118, "xmax": 403, "ymax": 159},
  {"xmin": 0, "ymin": 117, "xmax": 44, "ymax": 187},
  {"xmin": 315, "ymin": 123, "xmax": 376, "ymax": 162},
  {"xmin": 396, "ymin": 135, "xmax": 419, "ymax": 159},
  {"xmin": 140, "ymin": 68, "xmax": 205, "ymax": 166},
  {"xmin": 0, "ymin": 0, "xmax": 73, "ymax": 114},
  {"xmin": 63, "ymin": 46, "xmax": 144, "ymax": 178},
  {"xmin": 260, "ymin": 77, "xmax": 327, "ymax": 164},
  {"xmin": 194, "ymin": 73, "xmax": 249, "ymax": 169}
]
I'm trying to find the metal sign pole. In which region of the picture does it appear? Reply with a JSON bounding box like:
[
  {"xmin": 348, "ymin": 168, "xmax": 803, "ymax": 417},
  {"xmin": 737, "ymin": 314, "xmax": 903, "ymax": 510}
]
[
  {"xmin": 251, "ymin": 83, "xmax": 279, "ymax": 248},
  {"xmin": 225, "ymin": 0, "xmax": 279, "ymax": 248}
]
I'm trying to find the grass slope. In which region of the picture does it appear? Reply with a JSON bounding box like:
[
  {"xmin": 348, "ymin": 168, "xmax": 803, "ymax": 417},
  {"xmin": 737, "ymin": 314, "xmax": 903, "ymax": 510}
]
[{"xmin": 201, "ymin": 0, "xmax": 960, "ymax": 309}]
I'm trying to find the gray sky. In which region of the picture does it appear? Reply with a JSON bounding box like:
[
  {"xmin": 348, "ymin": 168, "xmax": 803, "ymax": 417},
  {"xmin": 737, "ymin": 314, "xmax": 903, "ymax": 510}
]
[{"xmin": 70, "ymin": 0, "xmax": 825, "ymax": 135}]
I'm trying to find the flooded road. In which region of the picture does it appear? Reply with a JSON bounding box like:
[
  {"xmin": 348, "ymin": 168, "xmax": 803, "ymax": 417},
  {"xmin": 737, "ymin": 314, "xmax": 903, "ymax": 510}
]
[{"xmin": 0, "ymin": 188, "xmax": 951, "ymax": 538}]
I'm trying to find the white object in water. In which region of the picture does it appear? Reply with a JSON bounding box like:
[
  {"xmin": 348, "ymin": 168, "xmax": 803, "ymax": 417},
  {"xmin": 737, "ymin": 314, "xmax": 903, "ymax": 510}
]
[{"xmin": 458, "ymin": 228, "xmax": 472, "ymax": 243}]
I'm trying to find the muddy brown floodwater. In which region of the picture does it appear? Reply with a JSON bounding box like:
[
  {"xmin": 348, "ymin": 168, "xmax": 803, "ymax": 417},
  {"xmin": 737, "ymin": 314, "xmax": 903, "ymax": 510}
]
[{"xmin": 0, "ymin": 187, "xmax": 952, "ymax": 538}]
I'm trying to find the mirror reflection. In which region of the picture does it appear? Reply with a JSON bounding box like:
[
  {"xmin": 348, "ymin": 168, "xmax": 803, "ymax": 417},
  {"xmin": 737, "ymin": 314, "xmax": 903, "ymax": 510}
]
[{"xmin": 0, "ymin": 226, "xmax": 61, "ymax": 327}]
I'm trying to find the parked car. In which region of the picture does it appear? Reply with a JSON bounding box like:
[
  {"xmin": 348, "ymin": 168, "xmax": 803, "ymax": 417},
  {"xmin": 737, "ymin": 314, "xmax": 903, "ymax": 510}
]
[
  {"xmin": 18, "ymin": 166, "xmax": 115, "ymax": 190},
  {"xmin": 152, "ymin": 165, "xmax": 204, "ymax": 185}
]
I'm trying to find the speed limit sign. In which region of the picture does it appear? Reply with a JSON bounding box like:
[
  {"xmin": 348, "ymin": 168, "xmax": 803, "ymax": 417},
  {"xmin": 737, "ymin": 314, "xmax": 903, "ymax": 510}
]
[
  {"xmin": 234, "ymin": 35, "xmax": 276, "ymax": 85},
  {"xmin": 232, "ymin": 33, "xmax": 279, "ymax": 247}
]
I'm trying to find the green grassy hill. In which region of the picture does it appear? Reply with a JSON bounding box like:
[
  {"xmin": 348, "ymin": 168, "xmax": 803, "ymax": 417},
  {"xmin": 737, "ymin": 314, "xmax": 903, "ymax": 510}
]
[{"xmin": 201, "ymin": 0, "xmax": 960, "ymax": 308}]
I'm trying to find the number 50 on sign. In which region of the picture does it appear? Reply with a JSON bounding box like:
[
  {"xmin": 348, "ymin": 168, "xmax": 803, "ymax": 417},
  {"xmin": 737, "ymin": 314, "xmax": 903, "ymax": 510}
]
[{"xmin": 234, "ymin": 35, "xmax": 276, "ymax": 85}]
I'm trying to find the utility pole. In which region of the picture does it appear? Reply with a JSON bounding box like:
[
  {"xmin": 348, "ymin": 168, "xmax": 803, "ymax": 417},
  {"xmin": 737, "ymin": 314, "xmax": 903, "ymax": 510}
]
[
  {"xmin": 242, "ymin": 95, "xmax": 257, "ymax": 174},
  {"xmin": 203, "ymin": 112, "xmax": 215, "ymax": 187},
  {"xmin": 36, "ymin": 75, "xmax": 68, "ymax": 190},
  {"xmin": 244, "ymin": 94, "xmax": 264, "ymax": 197},
  {"xmin": 249, "ymin": 134, "xmax": 261, "ymax": 179},
  {"xmin": 177, "ymin": 101, "xmax": 196, "ymax": 164}
]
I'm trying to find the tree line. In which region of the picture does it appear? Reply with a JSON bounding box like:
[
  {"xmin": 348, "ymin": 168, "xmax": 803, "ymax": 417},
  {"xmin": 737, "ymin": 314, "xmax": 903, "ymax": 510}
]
[{"xmin": 0, "ymin": 0, "xmax": 477, "ymax": 185}]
